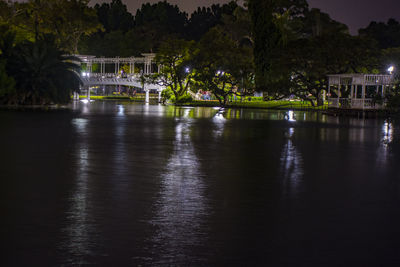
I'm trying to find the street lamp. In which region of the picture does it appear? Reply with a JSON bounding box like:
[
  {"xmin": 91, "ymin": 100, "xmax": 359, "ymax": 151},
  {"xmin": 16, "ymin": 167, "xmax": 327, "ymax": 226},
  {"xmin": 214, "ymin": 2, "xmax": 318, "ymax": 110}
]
[{"xmin": 388, "ymin": 65, "xmax": 394, "ymax": 75}]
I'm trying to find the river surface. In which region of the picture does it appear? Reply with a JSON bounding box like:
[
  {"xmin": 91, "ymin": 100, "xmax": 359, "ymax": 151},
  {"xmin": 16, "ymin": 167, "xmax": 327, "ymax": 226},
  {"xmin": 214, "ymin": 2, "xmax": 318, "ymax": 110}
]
[{"xmin": 1, "ymin": 102, "xmax": 400, "ymax": 266}]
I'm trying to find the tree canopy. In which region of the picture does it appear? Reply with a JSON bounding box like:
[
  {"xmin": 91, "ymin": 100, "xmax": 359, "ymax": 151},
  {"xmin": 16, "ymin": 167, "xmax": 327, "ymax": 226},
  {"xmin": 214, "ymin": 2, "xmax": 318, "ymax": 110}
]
[{"xmin": 1, "ymin": 0, "xmax": 400, "ymax": 107}]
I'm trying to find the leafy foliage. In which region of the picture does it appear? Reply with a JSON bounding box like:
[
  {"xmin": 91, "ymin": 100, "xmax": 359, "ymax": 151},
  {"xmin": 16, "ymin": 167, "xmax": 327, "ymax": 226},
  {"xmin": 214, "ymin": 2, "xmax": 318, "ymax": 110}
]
[
  {"xmin": 0, "ymin": 59, "xmax": 16, "ymax": 99},
  {"xmin": 193, "ymin": 27, "xmax": 254, "ymax": 106},
  {"xmin": 247, "ymin": 0, "xmax": 308, "ymax": 91},
  {"xmin": 4, "ymin": 0, "xmax": 102, "ymax": 54},
  {"xmin": 148, "ymin": 38, "xmax": 194, "ymax": 101},
  {"xmin": 1, "ymin": 35, "xmax": 81, "ymax": 105}
]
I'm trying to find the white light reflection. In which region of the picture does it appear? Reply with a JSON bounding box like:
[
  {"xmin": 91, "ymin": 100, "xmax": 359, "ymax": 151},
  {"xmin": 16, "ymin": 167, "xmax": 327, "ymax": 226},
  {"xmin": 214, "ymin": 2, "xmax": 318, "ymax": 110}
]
[
  {"xmin": 382, "ymin": 121, "xmax": 393, "ymax": 146},
  {"xmin": 117, "ymin": 104, "xmax": 125, "ymax": 116},
  {"xmin": 71, "ymin": 118, "xmax": 88, "ymax": 134},
  {"xmin": 212, "ymin": 108, "xmax": 226, "ymax": 138},
  {"xmin": 183, "ymin": 107, "xmax": 192, "ymax": 118},
  {"xmin": 151, "ymin": 117, "xmax": 208, "ymax": 263},
  {"xmin": 280, "ymin": 127, "xmax": 303, "ymax": 196},
  {"xmin": 285, "ymin": 110, "xmax": 296, "ymax": 122},
  {"xmin": 110, "ymin": 110, "xmax": 128, "ymax": 203},
  {"xmin": 143, "ymin": 103, "xmax": 150, "ymax": 116},
  {"xmin": 377, "ymin": 120, "xmax": 394, "ymax": 164},
  {"xmin": 62, "ymin": 118, "xmax": 96, "ymax": 265}
]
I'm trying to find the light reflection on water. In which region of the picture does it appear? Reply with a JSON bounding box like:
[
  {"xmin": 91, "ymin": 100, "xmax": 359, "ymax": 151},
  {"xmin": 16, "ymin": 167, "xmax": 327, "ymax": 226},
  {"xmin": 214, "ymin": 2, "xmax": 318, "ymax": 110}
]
[
  {"xmin": 6, "ymin": 102, "xmax": 399, "ymax": 265},
  {"xmin": 212, "ymin": 108, "xmax": 227, "ymax": 138},
  {"xmin": 62, "ymin": 118, "xmax": 97, "ymax": 265},
  {"xmin": 280, "ymin": 127, "xmax": 303, "ymax": 196},
  {"xmin": 382, "ymin": 120, "xmax": 394, "ymax": 146},
  {"xmin": 377, "ymin": 120, "xmax": 395, "ymax": 164},
  {"xmin": 150, "ymin": 115, "xmax": 209, "ymax": 264}
]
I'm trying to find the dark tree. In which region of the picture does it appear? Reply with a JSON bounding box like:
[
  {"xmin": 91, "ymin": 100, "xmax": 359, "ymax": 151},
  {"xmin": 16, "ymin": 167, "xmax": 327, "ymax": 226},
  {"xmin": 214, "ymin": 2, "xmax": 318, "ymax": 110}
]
[
  {"xmin": 247, "ymin": 0, "xmax": 308, "ymax": 92},
  {"xmin": 193, "ymin": 27, "xmax": 254, "ymax": 106},
  {"xmin": 135, "ymin": 1, "xmax": 188, "ymax": 43},
  {"xmin": 94, "ymin": 0, "xmax": 134, "ymax": 33},
  {"xmin": 4, "ymin": 37, "xmax": 81, "ymax": 105},
  {"xmin": 359, "ymin": 19, "xmax": 400, "ymax": 49},
  {"xmin": 186, "ymin": 1, "xmax": 238, "ymax": 41}
]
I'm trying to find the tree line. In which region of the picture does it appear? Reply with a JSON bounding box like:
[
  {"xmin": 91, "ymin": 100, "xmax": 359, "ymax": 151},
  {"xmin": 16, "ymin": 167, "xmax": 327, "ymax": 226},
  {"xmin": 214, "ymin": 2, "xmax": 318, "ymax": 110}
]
[{"xmin": 1, "ymin": 0, "xmax": 400, "ymax": 106}]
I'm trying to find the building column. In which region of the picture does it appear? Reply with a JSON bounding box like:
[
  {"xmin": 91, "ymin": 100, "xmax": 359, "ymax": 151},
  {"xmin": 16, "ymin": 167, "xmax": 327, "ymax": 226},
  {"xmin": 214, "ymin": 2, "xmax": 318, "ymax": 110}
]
[
  {"xmin": 145, "ymin": 88, "xmax": 150, "ymax": 104},
  {"xmin": 158, "ymin": 90, "xmax": 162, "ymax": 103},
  {"xmin": 362, "ymin": 79, "xmax": 366, "ymax": 110},
  {"xmin": 337, "ymin": 81, "xmax": 341, "ymax": 108},
  {"xmin": 327, "ymin": 80, "xmax": 331, "ymax": 98},
  {"xmin": 350, "ymin": 85, "xmax": 354, "ymax": 99}
]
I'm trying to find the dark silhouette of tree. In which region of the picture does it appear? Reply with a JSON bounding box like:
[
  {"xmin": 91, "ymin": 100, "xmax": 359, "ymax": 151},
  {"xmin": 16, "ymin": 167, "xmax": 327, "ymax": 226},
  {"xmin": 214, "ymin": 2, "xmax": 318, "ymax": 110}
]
[
  {"xmin": 94, "ymin": 0, "xmax": 134, "ymax": 33},
  {"xmin": 193, "ymin": 28, "xmax": 254, "ymax": 106},
  {"xmin": 186, "ymin": 1, "xmax": 238, "ymax": 41},
  {"xmin": 247, "ymin": 0, "xmax": 308, "ymax": 92},
  {"xmin": 268, "ymin": 10, "xmax": 379, "ymax": 105},
  {"xmin": 8, "ymin": 0, "xmax": 101, "ymax": 53},
  {"xmin": 3, "ymin": 36, "xmax": 81, "ymax": 105},
  {"xmin": 359, "ymin": 19, "xmax": 400, "ymax": 49},
  {"xmin": 135, "ymin": 1, "xmax": 188, "ymax": 48}
]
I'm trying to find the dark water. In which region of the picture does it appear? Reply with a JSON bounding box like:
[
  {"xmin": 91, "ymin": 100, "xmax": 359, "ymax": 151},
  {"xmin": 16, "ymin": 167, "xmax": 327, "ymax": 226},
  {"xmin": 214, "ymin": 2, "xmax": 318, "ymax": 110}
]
[{"xmin": 1, "ymin": 102, "xmax": 400, "ymax": 266}]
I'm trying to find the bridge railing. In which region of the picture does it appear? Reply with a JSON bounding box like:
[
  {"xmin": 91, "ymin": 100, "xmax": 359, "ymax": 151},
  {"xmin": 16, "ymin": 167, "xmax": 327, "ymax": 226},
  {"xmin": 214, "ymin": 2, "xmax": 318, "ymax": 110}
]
[{"xmin": 87, "ymin": 73, "xmax": 141, "ymax": 79}]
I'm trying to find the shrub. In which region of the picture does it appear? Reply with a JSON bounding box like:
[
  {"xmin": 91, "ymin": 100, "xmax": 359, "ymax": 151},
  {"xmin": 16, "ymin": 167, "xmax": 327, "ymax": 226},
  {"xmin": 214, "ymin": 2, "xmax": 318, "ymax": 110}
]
[
  {"xmin": 176, "ymin": 94, "xmax": 193, "ymax": 103},
  {"xmin": 0, "ymin": 60, "xmax": 16, "ymax": 103}
]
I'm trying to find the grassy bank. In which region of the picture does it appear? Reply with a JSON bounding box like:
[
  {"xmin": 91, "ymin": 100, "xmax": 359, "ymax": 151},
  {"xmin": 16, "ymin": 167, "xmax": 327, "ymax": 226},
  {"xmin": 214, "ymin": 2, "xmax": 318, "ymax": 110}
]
[
  {"xmin": 78, "ymin": 96, "xmax": 328, "ymax": 110},
  {"xmin": 177, "ymin": 100, "xmax": 328, "ymax": 110},
  {"xmin": 78, "ymin": 95, "xmax": 158, "ymax": 102}
]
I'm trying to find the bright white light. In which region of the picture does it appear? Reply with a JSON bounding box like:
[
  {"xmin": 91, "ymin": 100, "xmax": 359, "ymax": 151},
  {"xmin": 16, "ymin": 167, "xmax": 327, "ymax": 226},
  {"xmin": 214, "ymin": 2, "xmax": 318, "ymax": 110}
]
[
  {"xmin": 80, "ymin": 99, "xmax": 89, "ymax": 104},
  {"xmin": 388, "ymin": 66, "xmax": 394, "ymax": 74},
  {"xmin": 82, "ymin": 72, "xmax": 87, "ymax": 77},
  {"xmin": 286, "ymin": 110, "xmax": 296, "ymax": 122},
  {"xmin": 117, "ymin": 105, "xmax": 125, "ymax": 116},
  {"xmin": 382, "ymin": 121, "xmax": 393, "ymax": 145},
  {"xmin": 185, "ymin": 67, "xmax": 190, "ymax": 73}
]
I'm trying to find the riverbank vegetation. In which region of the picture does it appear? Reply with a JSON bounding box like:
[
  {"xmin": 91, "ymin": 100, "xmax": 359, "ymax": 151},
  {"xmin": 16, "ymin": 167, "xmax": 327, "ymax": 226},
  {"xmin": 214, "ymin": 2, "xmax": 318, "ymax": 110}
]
[{"xmin": 1, "ymin": 0, "xmax": 400, "ymax": 108}]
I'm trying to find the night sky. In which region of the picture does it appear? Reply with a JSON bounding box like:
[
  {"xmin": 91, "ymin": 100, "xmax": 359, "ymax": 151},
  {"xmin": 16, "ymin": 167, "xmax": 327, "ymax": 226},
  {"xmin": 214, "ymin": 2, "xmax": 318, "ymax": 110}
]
[{"xmin": 88, "ymin": 0, "xmax": 400, "ymax": 34}]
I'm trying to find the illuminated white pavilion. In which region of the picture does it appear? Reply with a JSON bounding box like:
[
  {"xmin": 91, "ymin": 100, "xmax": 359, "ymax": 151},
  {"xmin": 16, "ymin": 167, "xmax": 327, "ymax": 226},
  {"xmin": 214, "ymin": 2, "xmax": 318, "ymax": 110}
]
[{"xmin": 327, "ymin": 74, "xmax": 394, "ymax": 109}]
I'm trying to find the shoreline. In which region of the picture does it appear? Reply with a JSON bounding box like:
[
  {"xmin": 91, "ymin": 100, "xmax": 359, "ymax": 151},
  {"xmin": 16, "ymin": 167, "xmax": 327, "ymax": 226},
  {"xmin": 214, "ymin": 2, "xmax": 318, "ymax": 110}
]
[{"xmin": 1, "ymin": 100, "xmax": 399, "ymax": 118}]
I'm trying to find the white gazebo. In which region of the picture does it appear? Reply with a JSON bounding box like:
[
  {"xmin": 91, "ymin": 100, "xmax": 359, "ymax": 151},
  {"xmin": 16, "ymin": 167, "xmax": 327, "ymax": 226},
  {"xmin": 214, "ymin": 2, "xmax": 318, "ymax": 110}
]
[{"xmin": 327, "ymin": 74, "xmax": 394, "ymax": 109}]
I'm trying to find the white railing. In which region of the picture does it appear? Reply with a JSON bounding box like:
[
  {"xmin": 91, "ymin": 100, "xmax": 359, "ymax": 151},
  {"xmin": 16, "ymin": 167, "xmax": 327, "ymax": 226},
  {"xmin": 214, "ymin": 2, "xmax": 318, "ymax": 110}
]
[
  {"xmin": 328, "ymin": 98, "xmax": 385, "ymax": 109},
  {"xmin": 87, "ymin": 73, "xmax": 141, "ymax": 78},
  {"xmin": 328, "ymin": 98, "xmax": 339, "ymax": 108},
  {"xmin": 80, "ymin": 75, "xmax": 163, "ymax": 91},
  {"xmin": 350, "ymin": 99, "xmax": 364, "ymax": 109}
]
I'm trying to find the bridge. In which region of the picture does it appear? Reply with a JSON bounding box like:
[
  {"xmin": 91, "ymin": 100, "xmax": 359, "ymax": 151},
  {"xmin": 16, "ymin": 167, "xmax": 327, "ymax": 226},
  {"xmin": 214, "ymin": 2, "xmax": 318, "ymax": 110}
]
[{"xmin": 76, "ymin": 54, "xmax": 165, "ymax": 103}]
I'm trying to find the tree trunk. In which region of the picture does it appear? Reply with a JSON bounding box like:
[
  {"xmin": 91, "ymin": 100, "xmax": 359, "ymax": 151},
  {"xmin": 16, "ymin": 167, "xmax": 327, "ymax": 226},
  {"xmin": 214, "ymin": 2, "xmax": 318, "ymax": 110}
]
[{"xmin": 316, "ymin": 96, "xmax": 324, "ymax": 106}]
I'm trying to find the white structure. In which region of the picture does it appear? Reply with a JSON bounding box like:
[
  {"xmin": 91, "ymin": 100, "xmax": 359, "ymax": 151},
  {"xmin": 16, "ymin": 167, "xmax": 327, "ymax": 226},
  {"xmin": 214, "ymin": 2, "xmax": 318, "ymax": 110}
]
[
  {"xmin": 327, "ymin": 74, "xmax": 394, "ymax": 109},
  {"xmin": 76, "ymin": 54, "xmax": 164, "ymax": 103}
]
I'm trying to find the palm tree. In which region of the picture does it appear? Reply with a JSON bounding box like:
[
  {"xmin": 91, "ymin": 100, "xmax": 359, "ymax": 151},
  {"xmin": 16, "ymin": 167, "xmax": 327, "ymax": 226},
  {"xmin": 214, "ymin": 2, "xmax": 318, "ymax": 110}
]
[{"xmin": 7, "ymin": 38, "xmax": 81, "ymax": 105}]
